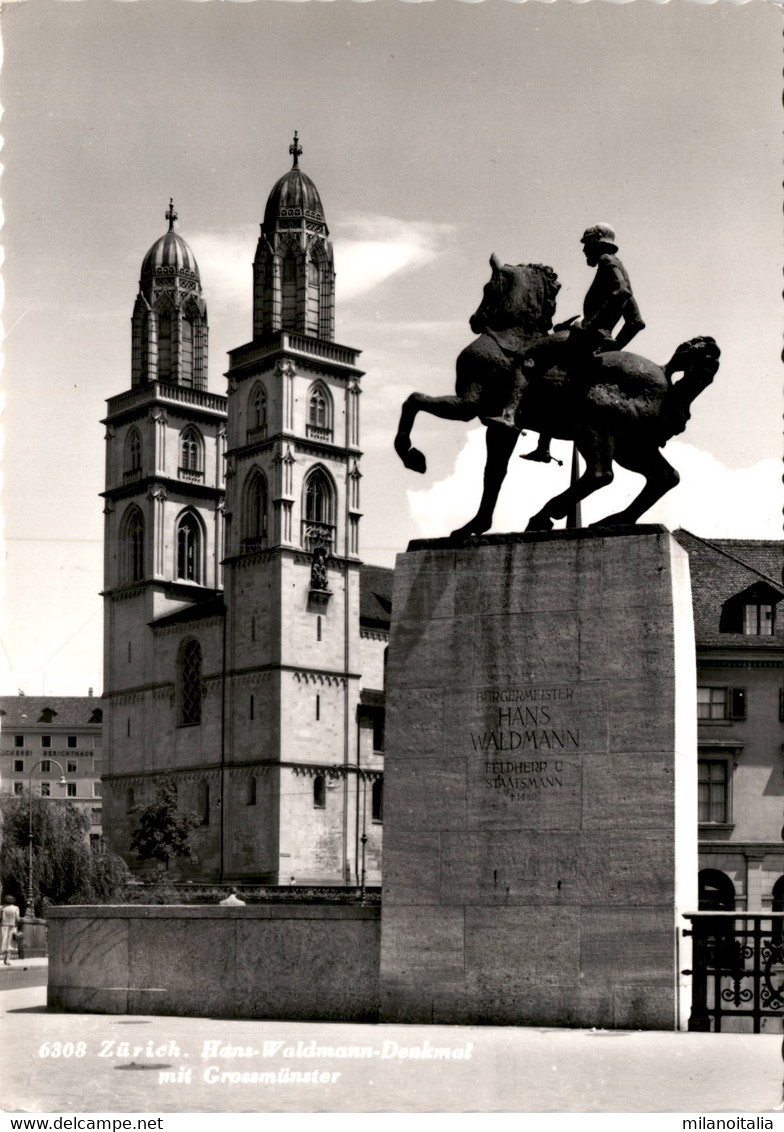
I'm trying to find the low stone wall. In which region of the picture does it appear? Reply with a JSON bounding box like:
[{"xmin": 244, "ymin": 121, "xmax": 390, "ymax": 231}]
[{"xmin": 47, "ymin": 904, "xmax": 380, "ymax": 1022}]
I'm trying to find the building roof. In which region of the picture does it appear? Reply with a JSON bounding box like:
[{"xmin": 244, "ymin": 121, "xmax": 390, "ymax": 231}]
[
  {"xmin": 0, "ymin": 696, "xmax": 103, "ymax": 729},
  {"xmin": 150, "ymin": 595, "xmax": 225, "ymax": 630},
  {"xmin": 140, "ymin": 203, "xmax": 201, "ymax": 292},
  {"xmin": 263, "ymin": 138, "xmax": 327, "ymax": 236},
  {"xmin": 674, "ymin": 529, "xmax": 784, "ymax": 648},
  {"xmin": 359, "ymin": 564, "xmax": 393, "ymax": 630}
]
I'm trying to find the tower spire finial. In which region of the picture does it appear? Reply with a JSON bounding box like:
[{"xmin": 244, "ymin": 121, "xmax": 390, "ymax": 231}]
[
  {"xmin": 289, "ymin": 131, "xmax": 302, "ymax": 169},
  {"xmin": 166, "ymin": 198, "xmax": 178, "ymax": 231}
]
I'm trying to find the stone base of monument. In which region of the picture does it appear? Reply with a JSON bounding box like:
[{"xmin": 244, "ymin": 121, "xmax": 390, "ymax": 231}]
[{"xmin": 379, "ymin": 526, "xmax": 697, "ymax": 1030}]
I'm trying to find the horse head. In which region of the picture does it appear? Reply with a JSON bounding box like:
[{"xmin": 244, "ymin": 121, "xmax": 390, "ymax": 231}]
[{"xmin": 469, "ymin": 255, "xmax": 561, "ymax": 338}]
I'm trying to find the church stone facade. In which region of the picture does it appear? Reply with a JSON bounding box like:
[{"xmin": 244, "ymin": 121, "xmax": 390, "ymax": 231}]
[{"xmin": 101, "ymin": 139, "xmax": 390, "ymax": 885}]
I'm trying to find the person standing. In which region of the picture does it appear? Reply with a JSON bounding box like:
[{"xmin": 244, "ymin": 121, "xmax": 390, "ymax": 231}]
[{"xmin": 1, "ymin": 895, "xmax": 21, "ymax": 965}]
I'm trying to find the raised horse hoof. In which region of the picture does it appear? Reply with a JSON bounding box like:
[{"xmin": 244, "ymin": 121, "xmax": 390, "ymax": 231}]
[
  {"xmin": 394, "ymin": 438, "xmax": 427, "ymax": 474},
  {"xmin": 525, "ymin": 515, "xmax": 554, "ymax": 532}
]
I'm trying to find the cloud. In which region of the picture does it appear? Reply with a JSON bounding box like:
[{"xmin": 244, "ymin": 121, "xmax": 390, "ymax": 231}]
[
  {"xmin": 189, "ymin": 213, "xmax": 458, "ymax": 314},
  {"xmin": 407, "ymin": 434, "xmax": 781, "ymax": 541},
  {"xmin": 334, "ymin": 214, "xmax": 458, "ymax": 300}
]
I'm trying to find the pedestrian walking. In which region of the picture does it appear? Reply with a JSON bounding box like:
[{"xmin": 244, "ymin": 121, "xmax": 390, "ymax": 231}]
[{"xmin": 1, "ymin": 895, "xmax": 21, "ymax": 965}]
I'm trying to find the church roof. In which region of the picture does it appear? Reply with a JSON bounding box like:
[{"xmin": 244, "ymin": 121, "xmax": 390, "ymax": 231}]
[
  {"xmin": 0, "ymin": 696, "xmax": 103, "ymax": 728},
  {"xmin": 674, "ymin": 529, "xmax": 784, "ymax": 648},
  {"xmin": 359, "ymin": 564, "xmax": 393, "ymax": 630},
  {"xmin": 262, "ymin": 133, "xmax": 327, "ymax": 235},
  {"xmin": 140, "ymin": 201, "xmax": 200, "ymax": 288}
]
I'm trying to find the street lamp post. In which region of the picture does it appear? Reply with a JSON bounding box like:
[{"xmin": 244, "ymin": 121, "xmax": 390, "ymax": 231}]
[
  {"xmin": 27, "ymin": 758, "xmax": 67, "ymax": 912},
  {"xmin": 339, "ymin": 763, "xmax": 369, "ymax": 902}
]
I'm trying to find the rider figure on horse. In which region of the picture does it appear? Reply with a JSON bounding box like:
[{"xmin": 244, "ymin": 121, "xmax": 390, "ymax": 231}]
[{"xmin": 490, "ymin": 224, "xmax": 646, "ymax": 462}]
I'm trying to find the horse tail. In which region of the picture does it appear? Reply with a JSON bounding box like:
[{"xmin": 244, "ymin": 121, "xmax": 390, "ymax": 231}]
[{"xmin": 659, "ymin": 336, "xmax": 720, "ymax": 444}]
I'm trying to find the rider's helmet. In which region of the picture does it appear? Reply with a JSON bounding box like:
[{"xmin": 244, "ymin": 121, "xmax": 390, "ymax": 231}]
[{"xmin": 581, "ymin": 223, "xmax": 618, "ymax": 251}]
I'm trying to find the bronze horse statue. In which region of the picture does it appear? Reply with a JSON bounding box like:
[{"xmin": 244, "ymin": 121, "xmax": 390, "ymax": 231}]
[{"xmin": 394, "ymin": 255, "xmax": 720, "ymax": 537}]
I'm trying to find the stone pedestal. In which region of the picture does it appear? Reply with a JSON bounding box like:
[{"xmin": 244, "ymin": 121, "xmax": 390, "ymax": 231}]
[{"xmin": 379, "ymin": 526, "xmax": 697, "ymax": 1029}]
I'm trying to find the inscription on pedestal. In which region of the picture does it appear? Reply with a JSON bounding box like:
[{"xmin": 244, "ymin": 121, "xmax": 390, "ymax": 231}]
[{"xmin": 465, "ymin": 683, "xmax": 606, "ymax": 829}]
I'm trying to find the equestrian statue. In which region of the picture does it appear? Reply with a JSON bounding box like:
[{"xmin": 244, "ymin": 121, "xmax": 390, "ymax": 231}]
[{"xmin": 393, "ymin": 224, "xmax": 720, "ymax": 538}]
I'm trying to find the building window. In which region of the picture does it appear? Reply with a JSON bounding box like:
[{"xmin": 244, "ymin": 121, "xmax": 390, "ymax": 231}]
[
  {"xmin": 698, "ymin": 759, "xmax": 730, "ymax": 824},
  {"xmin": 302, "ymin": 468, "xmax": 335, "ymax": 551},
  {"xmin": 316, "ymin": 694, "xmax": 320, "ymax": 721},
  {"xmin": 313, "ymin": 775, "xmax": 326, "ymax": 809},
  {"xmin": 179, "ymin": 427, "xmax": 203, "ymax": 478},
  {"xmin": 372, "ymin": 779, "xmax": 383, "ymax": 823},
  {"xmin": 697, "ymin": 686, "xmax": 746, "ymax": 721},
  {"xmin": 40, "ymin": 782, "xmax": 51, "ymax": 797},
  {"xmin": 14, "ymin": 782, "xmax": 23, "ymax": 796},
  {"xmin": 307, "ymin": 382, "xmax": 332, "ymax": 439},
  {"xmin": 40, "ymin": 760, "xmax": 51, "ymax": 772},
  {"xmin": 176, "ymin": 512, "xmax": 202, "ymax": 583},
  {"xmin": 198, "ymin": 780, "xmax": 210, "ymax": 825},
  {"xmin": 180, "ymin": 639, "xmax": 203, "ymax": 726},
  {"xmin": 125, "ymin": 429, "xmax": 142, "ymax": 480},
  {"xmin": 249, "ymin": 694, "xmax": 255, "ymax": 721},
  {"xmin": 373, "ymin": 709, "xmax": 385, "ymax": 753},
  {"xmin": 67, "ymin": 762, "xmax": 77, "ymax": 774},
  {"xmin": 93, "ymin": 782, "xmax": 102, "ymax": 798},
  {"xmin": 121, "ymin": 506, "xmax": 145, "ymax": 583},
  {"xmin": 248, "ymin": 383, "xmax": 267, "ymax": 437},
  {"xmin": 14, "ymin": 760, "xmax": 23, "ymax": 773},
  {"xmin": 242, "ymin": 471, "xmax": 268, "ymax": 551},
  {"xmin": 126, "ymin": 788, "xmax": 135, "ymax": 813},
  {"xmin": 246, "ymin": 777, "xmax": 257, "ymax": 806},
  {"xmin": 41, "ymin": 736, "xmax": 51, "ymax": 749},
  {"xmin": 67, "ymin": 735, "xmax": 77, "ymax": 748},
  {"xmin": 744, "ymin": 603, "xmax": 774, "ymax": 636},
  {"xmin": 14, "ymin": 735, "xmax": 23, "ymax": 748},
  {"xmin": 66, "ymin": 783, "xmax": 77, "ymax": 798}
]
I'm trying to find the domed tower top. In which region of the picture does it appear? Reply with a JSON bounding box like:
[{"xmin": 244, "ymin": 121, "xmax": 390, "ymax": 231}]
[
  {"xmin": 132, "ymin": 201, "xmax": 209, "ymax": 389},
  {"xmin": 262, "ymin": 133, "xmax": 328, "ymax": 239},
  {"xmin": 140, "ymin": 200, "xmax": 202, "ymax": 299},
  {"xmin": 253, "ymin": 135, "xmax": 335, "ymax": 341}
]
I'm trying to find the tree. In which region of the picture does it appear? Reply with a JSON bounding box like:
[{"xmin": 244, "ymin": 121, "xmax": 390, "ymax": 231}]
[
  {"xmin": 129, "ymin": 774, "xmax": 202, "ymax": 872},
  {"xmin": 0, "ymin": 795, "xmax": 129, "ymax": 916}
]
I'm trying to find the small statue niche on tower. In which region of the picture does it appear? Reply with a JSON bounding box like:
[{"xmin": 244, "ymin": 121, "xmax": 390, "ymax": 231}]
[{"xmin": 310, "ymin": 545, "xmax": 330, "ymax": 594}]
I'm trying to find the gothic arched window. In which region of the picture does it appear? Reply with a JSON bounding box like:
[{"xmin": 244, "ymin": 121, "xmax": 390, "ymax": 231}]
[
  {"xmin": 157, "ymin": 308, "xmax": 173, "ymax": 382},
  {"xmin": 281, "ymin": 253, "xmax": 298, "ymax": 331},
  {"xmin": 121, "ymin": 506, "xmax": 145, "ymax": 583},
  {"xmin": 313, "ymin": 775, "xmax": 326, "ymax": 809},
  {"xmin": 249, "ymin": 383, "xmax": 267, "ymax": 436},
  {"xmin": 302, "ymin": 468, "xmax": 335, "ymax": 551},
  {"xmin": 176, "ymin": 512, "xmax": 202, "ymax": 583},
  {"xmin": 179, "ymin": 639, "xmax": 202, "ymax": 726},
  {"xmin": 243, "ymin": 470, "xmax": 268, "ymax": 551},
  {"xmin": 180, "ymin": 427, "xmax": 203, "ymax": 477},
  {"xmin": 307, "ymin": 382, "xmax": 332, "ymax": 437},
  {"xmin": 125, "ymin": 429, "xmax": 142, "ymax": 478}
]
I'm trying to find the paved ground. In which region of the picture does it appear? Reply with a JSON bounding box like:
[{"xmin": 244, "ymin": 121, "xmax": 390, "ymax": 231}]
[{"xmin": 1, "ymin": 961, "xmax": 783, "ymax": 1114}]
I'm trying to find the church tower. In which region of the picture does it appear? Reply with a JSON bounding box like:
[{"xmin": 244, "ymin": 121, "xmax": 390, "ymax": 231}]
[
  {"xmin": 222, "ymin": 136, "xmax": 368, "ymax": 883},
  {"xmin": 101, "ymin": 205, "xmax": 227, "ymax": 850}
]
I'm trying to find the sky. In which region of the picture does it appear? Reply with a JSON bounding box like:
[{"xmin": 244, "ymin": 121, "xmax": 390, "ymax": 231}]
[{"xmin": 1, "ymin": 0, "xmax": 781, "ymax": 697}]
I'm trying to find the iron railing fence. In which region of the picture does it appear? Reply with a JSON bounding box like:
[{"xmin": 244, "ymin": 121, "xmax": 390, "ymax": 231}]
[{"xmin": 682, "ymin": 911, "xmax": 784, "ymax": 1033}]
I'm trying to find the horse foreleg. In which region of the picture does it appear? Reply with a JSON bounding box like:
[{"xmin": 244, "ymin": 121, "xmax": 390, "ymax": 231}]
[
  {"xmin": 594, "ymin": 445, "xmax": 679, "ymax": 526},
  {"xmin": 451, "ymin": 423, "xmax": 518, "ymax": 539},
  {"xmin": 394, "ymin": 394, "xmax": 479, "ymax": 474},
  {"xmin": 526, "ymin": 432, "xmax": 614, "ymax": 532}
]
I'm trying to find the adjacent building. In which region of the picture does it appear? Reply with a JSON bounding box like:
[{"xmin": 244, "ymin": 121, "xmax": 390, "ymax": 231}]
[
  {"xmin": 0, "ymin": 695, "xmax": 104, "ymax": 846},
  {"xmin": 101, "ymin": 139, "xmax": 391, "ymax": 884},
  {"xmin": 675, "ymin": 530, "xmax": 784, "ymax": 913}
]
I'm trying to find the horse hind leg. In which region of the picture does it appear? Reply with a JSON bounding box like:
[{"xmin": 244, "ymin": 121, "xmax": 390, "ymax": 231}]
[
  {"xmin": 526, "ymin": 433, "xmax": 614, "ymax": 532},
  {"xmin": 593, "ymin": 445, "xmax": 679, "ymax": 527}
]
